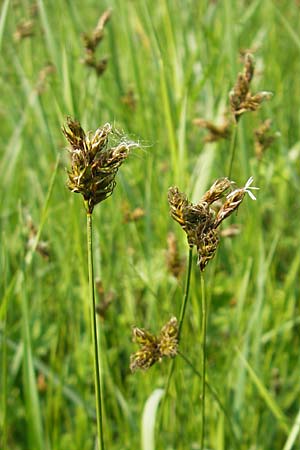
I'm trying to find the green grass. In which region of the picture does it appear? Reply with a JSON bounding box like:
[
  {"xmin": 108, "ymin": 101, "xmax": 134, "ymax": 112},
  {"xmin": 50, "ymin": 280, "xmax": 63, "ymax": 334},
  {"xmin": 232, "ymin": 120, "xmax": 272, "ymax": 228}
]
[{"xmin": 1, "ymin": 0, "xmax": 300, "ymax": 449}]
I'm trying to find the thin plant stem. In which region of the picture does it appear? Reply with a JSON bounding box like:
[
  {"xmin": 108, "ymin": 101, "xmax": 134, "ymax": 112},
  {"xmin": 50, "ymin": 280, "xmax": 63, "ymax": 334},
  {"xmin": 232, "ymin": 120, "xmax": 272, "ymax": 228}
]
[
  {"xmin": 160, "ymin": 247, "xmax": 193, "ymax": 422},
  {"xmin": 86, "ymin": 212, "xmax": 105, "ymax": 450},
  {"xmin": 178, "ymin": 247, "xmax": 193, "ymax": 339},
  {"xmin": 227, "ymin": 124, "xmax": 238, "ymax": 179},
  {"xmin": 1, "ymin": 293, "xmax": 7, "ymax": 450},
  {"xmin": 178, "ymin": 351, "xmax": 240, "ymax": 448},
  {"xmin": 200, "ymin": 272, "xmax": 207, "ymax": 450}
]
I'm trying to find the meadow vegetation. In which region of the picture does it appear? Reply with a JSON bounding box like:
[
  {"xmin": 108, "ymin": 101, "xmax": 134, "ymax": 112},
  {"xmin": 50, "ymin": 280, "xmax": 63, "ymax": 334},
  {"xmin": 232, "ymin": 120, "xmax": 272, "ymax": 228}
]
[{"xmin": 1, "ymin": 1, "xmax": 300, "ymax": 449}]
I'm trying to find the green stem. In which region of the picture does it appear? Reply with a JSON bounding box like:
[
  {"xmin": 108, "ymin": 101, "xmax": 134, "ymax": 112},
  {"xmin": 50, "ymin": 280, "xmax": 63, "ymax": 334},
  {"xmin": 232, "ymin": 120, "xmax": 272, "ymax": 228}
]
[
  {"xmin": 1, "ymin": 300, "xmax": 7, "ymax": 450},
  {"xmin": 160, "ymin": 248, "xmax": 193, "ymax": 424},
  {"xmin": 178, "ymin": 247, "xmax": 193, "ymax": 340},
  {"xmin": 178, "ymin": 351, "xmax": 239, "ymax": 448},
  {"xmin": 200, "ymin": 273, "xmax": 207, "ymax": 450},
  {"xmin": 165, "ymin": 248, "xmax": 193, "ymax": 390},
  {"xmin": 227, "ymin": 124, "xmax": 238, "ymax": 179},
  {"xmin": 87, "ymin": 213, "xmax": 105, "ymax": 450}
]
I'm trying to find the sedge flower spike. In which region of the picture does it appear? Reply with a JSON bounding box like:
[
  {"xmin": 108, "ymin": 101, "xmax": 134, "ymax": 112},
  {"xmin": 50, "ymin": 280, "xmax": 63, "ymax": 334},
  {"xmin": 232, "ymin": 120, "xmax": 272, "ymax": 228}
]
[
  {"xmin": 229, "ymin": 53, "xmax": 272, "ymax": 122},
  {"xmin": 63, "ymin": 117, "xmax": 138, "ymax": 213},
  {"xmin": 214, "ymin": 177, "xmax": 259, "ymax": 228},
  {"xmin": 226, "ymin": 176, "xmax": 259, "ymax": 201},
  {"xmin": 168, "ymin": 177, "xmax": 259, "ymax": 271},
  {"xmin": 130, "ymin": 317, "xmax": 179, "ymax": 372}
]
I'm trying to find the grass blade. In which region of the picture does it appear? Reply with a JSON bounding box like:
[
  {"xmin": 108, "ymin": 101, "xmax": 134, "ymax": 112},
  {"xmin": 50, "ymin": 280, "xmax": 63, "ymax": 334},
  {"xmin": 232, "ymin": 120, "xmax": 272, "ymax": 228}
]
[
  {"xmin": 142, "ymin": 388, "xmax": 164, "ymax": 450},
  {"xmin": 236, "ymin": 348, "xmax": 289, "ymax": 434}
]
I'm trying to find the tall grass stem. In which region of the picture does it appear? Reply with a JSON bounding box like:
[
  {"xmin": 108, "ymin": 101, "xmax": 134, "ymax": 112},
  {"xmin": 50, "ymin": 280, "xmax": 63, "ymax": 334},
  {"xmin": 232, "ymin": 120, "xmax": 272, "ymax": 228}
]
[
  {"xmin": 200, "ymin": 273, "xmax": 207, "ymax": 450},
  {"xmin": 227, "ymin": 124, "xmax": 238, "ymax": 179},
  {"xmin": 160, "ymin": 248, "xmax": 193, "ymax": 425},
  {"xmin": 178, "ymin": 247, "xmax": 193, "ymax": 339},
  {"xmin": 86, "ymin": 212, "xmax": 105, "ymax": 450}
]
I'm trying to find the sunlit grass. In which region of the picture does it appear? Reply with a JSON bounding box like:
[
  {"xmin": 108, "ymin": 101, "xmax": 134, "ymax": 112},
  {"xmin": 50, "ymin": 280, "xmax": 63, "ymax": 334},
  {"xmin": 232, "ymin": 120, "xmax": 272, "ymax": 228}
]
[{"xmin": 1, "ymin": 1, "xmax": 300, "ymax": 449}]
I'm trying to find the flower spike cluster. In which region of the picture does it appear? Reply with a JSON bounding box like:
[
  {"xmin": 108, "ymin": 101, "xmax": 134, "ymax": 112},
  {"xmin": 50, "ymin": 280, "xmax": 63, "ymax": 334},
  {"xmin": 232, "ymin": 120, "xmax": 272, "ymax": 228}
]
[
  {"xmin": 168, "ymin": 177, "xmax": 258, "ymax": 271},
  {"xmin": 82, "ymin": 9, "xmax": 111, "ymax": 76},
  {"xmin": 63, "ymin": 117, "xmax": 138, "ymax": 213},
  {"xmin": 130, "ymin": 317, "xmax": 178, "ymax": 372},
  {"xmin": 230, "ymin": 53, "xmax": 272, "ymax": 121}
]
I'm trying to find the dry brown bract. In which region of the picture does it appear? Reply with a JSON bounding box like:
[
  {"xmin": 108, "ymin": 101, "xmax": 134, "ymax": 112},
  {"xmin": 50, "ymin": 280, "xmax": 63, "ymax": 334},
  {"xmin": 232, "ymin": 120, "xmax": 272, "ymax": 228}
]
[
  {"xmin": 193, "ymin": 118, "xmax": 231, "ymax": 143},
  {"xmin": 168, "ymin": 177, "xmax": 258, "ymax": 271},
  {"xmin": 14, "ymin": 19, "xmax": 35, "ymax": 41},
  {"xmin": 130, "ymin": 317, "xmax": 178, "ymax": 372},
  {"xmin": 82, "ymin": 9, "xmax": 111, "ymax": 76},
  {"xmin": 229, "ymin": 53, "xmax": 272, "ymax": 122},
  {"xmin": 63, "ymin": 117, "xmax": 138, "ymax": 213}
]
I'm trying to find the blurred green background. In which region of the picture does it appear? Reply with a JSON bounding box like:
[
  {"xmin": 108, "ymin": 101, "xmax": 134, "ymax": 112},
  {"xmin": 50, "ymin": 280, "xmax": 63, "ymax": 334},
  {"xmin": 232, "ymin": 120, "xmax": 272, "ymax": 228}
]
[{"xmin": 1, "ymin": 0, "xmax": 300, "ymax": 449}]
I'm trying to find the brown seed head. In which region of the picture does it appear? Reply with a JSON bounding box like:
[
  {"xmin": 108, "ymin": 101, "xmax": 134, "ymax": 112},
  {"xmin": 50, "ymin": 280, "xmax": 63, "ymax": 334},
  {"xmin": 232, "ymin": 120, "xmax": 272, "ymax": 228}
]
[
  {"xmin": 82, "ymin": 9, "xmax": 111, "ymax": 76},
  {"xmin": 63, "ymin": 117, "xmax": 137, "ymax": 213},
  {"xmin": 197, "ymin": 228, "xmax": 219, "ymax": 271},
  {"xmin": 214, "ymin": 177, "xmax": 259, "ymax": 228},
  {"xmin": 200, "ymin": 177, "xmax": 232, "ymax": 205},
  {"xmin": 168, "ymin": 187, "xmax": 212, "ymax": 248},
  {"xmin": 244, "ymin": 53, "xmax": 255, "ymax": 83},
  {"xmin": 130, "ymin": 318, "xmax": 178, "ymax": 373},
  {"xmin": 229, "ymin": 53, "xmax": 272, "ymax": 121},
  {"xmin": 158, "ymin": 317, "xmax": 179, "ymax": 357},
  {"xmin": 168, "ymin": 177, "xmax": 258, "ymax": 271},
  {"xmin": 82, "ymin": 9, "xmax": 111, "ymax": 52},
  {"xmin": 168, "ymin": 187, "xmax": 190, "ymax": 228}
]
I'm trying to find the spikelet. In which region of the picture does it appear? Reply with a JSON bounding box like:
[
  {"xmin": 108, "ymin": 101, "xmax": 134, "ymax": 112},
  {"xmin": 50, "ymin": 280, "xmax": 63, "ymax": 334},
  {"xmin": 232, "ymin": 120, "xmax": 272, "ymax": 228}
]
[
  {"xmin": 168, "ymin": 177, "xmax": 259, "ymax": 271},
  {"xmin": 82, "ymin": 9, "xmax": 111, "ymax": 76},
  {"xmin": 63, "ymin": 117, "xmax": 137, "ymax": 213},
  {"xmin": 229, "ymin": 54, "xmax": 272, "ymax": 122},
  {"xmin": 130, "ymin": 318, "xmax": 178, "ymax": 372}
]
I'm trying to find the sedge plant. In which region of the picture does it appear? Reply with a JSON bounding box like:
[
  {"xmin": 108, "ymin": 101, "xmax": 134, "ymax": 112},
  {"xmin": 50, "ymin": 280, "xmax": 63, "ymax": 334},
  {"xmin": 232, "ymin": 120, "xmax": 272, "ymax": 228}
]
[
  {"xmin": 62, "ymin": 117, "xmax": 138, "ymax": 450},
  {"xmin": 129, "ymin": 175, "xmax": 259, "ymax": 449},
  {"xmin": 194, "ymin": 53, "xmax": 273, "ymax": 178},
  {"xmin": 167, "ymin": 176, "xmax": 259, "ymax": 449}
]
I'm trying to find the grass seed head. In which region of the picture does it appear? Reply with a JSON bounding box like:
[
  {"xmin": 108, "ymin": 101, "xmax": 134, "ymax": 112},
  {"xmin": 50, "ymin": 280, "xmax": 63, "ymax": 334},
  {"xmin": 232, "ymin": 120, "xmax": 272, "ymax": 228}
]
[
  {"xmin": 168, "ymin": 187, "xmax": 212, "ymax": 248},
  {"xmin": 230, "ymin": 53, "xmax": 272, "ymax": 121},
  {"xmin": 197, "ymin": 228, "xmax": 219, "ymax": 271},
  {"xmin": 200, "ymin": 177, "xmax": 232, "ymax": 205},
  {"xmin": 82, "ymin": 9, "xmax": 111, "ymax": 52},
  {"xmin": 82, "ymin": 9, "xmax": 111, "ymax": 76},
  {"xmin": 130, "ymin": 318, "xmax": 178, "ymax": 373},
  {"xmin": 214, "ymin": 177, "xmax": 259, "ymax": 228},
  {"xmin": 63, "ymin": 117, "xmax": 137, "ymax": 213},
  {"xmin": 168, "ymin": 177, "xmax": 258, "ymax": 271},
  {"xmin": 158, "ymin": 317, "xmax": 179, "ymax": 357}
]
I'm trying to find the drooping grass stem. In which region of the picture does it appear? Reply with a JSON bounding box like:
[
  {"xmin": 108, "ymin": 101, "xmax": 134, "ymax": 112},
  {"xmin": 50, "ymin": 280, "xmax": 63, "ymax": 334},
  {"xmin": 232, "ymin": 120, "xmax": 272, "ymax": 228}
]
[
  {"xmin": 200, "ymin": 272, "xmax": 207, "ymax": 450},
  {"xmin": 161, "ymin": 248, "xmax": 193, "ymax": 419},
  {"xmin": 86, "ymin": 212, "xmax": 105, "ymax": 450}
]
